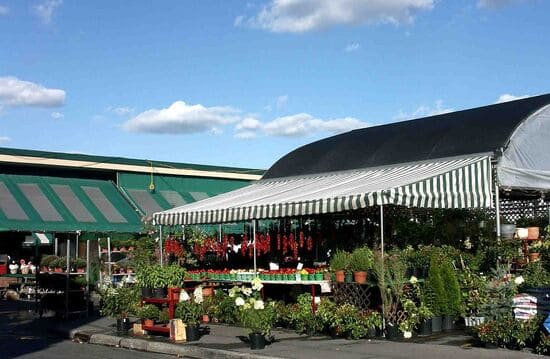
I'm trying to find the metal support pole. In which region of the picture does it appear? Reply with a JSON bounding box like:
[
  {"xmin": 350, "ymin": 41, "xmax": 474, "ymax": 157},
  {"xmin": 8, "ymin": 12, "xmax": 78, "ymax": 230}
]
[
  {"xmin": 159, "ymin": 225, "xmax": 164, "ymax": 267},
  {"xmin": 75, "ymin": 232, "xmax": 80, "ymax": 258},
  {"xmin": 253, "ymin": 219, "xmax": 257, "ymax": 275},
  {"xmin": 380, "ymin": 203, "xmax": 386, "ymax": 332},
  {"xmin": 495, "ymin": 183, "xmax": 501, "ymax": 239},
  {"xmin": 66, "ymin": 239, "xmax": 70, "ymax": 318},
  {"xmin": 86, "ymin": 239, "xmax": 90, "ymax": 318},
  {"xmin": 107, "ymin": 237, "xmax": 111, "ymax": 277},
  {"xmin": 54, "ymin": 237, "xmax": 58, "ymax": 256}
]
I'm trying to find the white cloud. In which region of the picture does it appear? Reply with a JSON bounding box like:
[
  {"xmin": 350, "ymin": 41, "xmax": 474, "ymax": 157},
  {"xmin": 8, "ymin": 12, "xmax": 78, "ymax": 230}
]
[
  {"xmin": 122, "ymin": 101, "xmax": 241, "ymax": 134},
  {"xmin": 495, "ymin": 93, "xmax": 530, "ymax": 103},
  {"xmin": 0, "ymin": 76, "xmax": 65, "ymax": 107},
  {"xmin": 394, "ymin": 100, "xmax": 453, "ymax": 121},
  {"xmin": 0, "ymin": 136, "xmax": 11, "ymax": 144},
  {"xmin": 32, "ymin": 0, "xmax": 62, "ymax": 24},
  {"xmin": 108, "ymin": 106, "xmax": 134, "ymax": 116},
  {"xmin": 236, "ymin": 113, "xmax": 369, "ymax": 138},
  {"xmin": 477, "ymin": 0, "xmax": 528, "ymax": 9},
  {"xmin": 0, "ymin": 5, "xmax": 9, "ymax": 15},
  {"xmin": 51, "ymin": 111, "xmax": 64, "ymax": 119},
  {"xmin": 238, "ymin": 0, "xmax": 434, "ymax": 33},
  {"xmin": 345, "ymin": 43, "xmax": 360, "ymax": 52}
]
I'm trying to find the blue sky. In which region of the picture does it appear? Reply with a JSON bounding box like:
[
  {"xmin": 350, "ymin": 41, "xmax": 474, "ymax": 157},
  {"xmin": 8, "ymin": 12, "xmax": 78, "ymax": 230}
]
[{"xmin": 0, "ymin": 0, "xmax": 548, "ymax": 170}]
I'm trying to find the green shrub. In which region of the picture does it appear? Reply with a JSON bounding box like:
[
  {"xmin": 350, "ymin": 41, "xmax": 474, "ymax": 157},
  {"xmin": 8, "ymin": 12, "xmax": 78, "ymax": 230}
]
[
  {"xmin": 288, "ymin": 294, "xmax": 323, "ymax": 335},
  {"xmin": 440, "ymin": 260, "xmax": 462, "ymax": 315},
  {"xmin": 349, "ymin": 246, "xmax": 374, "ymax": 272},
  {"xmin": 330, "ymin": 251, "xmax": 351, "ymax": 272},
  {"xmin": 426, "ymin": 256, "xmax": 446, "ymax": 316},
  {"xmin": 175, "ymin": 300, "xmax": 202, "ymax": 325},
  {"xmin": 40, "ymin": 255, "xmax": 58, "ymax": 268},
  {"xmin": 100, "ymin": 285, "xmax": 140, "ymax": 318},
  {"xmin": 136, "ymin": 304, "xmax": 160, "ymax": 321}
]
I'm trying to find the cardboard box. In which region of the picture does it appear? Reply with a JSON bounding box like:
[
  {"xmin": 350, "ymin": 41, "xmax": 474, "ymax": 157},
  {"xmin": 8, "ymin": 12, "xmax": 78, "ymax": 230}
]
[{"xmin": 170, "ymin": 319, "xmax": 186, "ymax": 342}]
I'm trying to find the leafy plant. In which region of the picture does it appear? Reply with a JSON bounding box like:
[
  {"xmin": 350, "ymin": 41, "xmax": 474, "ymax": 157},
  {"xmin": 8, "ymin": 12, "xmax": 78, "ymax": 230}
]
[
  {"xmin": 372, "ymin": 251, "xmax": 406, "ymax": 326},
  {"xmin": 329, "ymin": 251, "xmax": 351, "ymax": 272},
  {"xmin": 426, "ymin": 256, "xmax": 446, "ymax": 316},
  {"xmin": 479, "ymin": 264, "xmax": 517, "ymax": 320},
  {"xmin": 519, "ymin": 261, "xmax": 550, "ymax": 290},
  {"xmin": 158, "ymin": 308, "xmax": 170, "ymax": 323},
  {"xmin": 72, "ymin": 258, "xmax": 87, "ymax": 269},
  {"xmin": 136, "ymin": 304, "xmax": 160, "ymax": 321},
  {"xmin": 164, "ymin": 264, "xmax": 186, "ymax": 287},
  {"xmin": 349, "ymin": 246, "xmax": 374, "ymax": 272},
  {"xmin": 40, "ymin": 255, "xmax": 58, "ymax": 268},
  {"xmin": 100, "ymin": 285, "xmax": 140, "ymax": 319},
  {"xmin": 175, "ymin": 300, "xmax": 203, "ymax": 325},
  {"xmin": 474, "ymin": 315, "xmax": 540, "ymax": 349},
  {"xmin": 232, "ymin": 279, "xmax": 276, "ymax": 336},
  {"xmin": 211, "ymin": 290, "xmax": 239, "ymax": 324},
  {"xmin": 458, "ymin": 268, "xmax": 487, "ymax": 317},
  {"xmin": 288, "ymin": 293, "xmax": 323, "ymax": 335},
  {"xmin": 440, "ymin": 260, "xmax": 462, "ymax": 315}
]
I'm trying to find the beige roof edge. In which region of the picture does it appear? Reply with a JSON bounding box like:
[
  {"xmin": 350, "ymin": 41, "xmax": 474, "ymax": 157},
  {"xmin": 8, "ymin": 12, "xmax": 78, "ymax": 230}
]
[{"xmin": 0, "ymin": 154, "xmax": 262, "ymax": 181}]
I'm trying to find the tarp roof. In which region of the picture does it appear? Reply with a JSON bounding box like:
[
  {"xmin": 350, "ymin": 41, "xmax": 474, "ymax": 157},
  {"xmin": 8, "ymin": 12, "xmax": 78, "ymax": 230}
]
[
  {"xmin": 0, "ymin": 174, "xmax": 142, "ymax": 233},
  {"xmin": 264, "ymin": 94, "xmax": 550, "ymax": 179},
  {"xmin": 154, "ymin": 156, "xmax": 492, "ymax": 225}
]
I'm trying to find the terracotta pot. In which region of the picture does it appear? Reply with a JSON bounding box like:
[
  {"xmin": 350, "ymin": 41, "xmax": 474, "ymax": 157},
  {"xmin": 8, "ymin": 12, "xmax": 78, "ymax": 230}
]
[
  {"xmin": 527, "ymin": 227, "xmax": 540, "ymax": 240},
  {"xmin": 202, "ymin": 314, "xmax": 210, "ymax": 323},
  {"xmin": 353, "ymin": 271, "xmax": 368, "ymax": 284},
  {"xmin": 77, "ymin": 268, "xmax": 85, "ymax": 273},
  {"xmin": 142, "ymin": 319, "xmax": 154, "ymax": 327},
  {"xmin": 202, "ymin": 286, "xmax": 214, "ymax": 297},
  {"xmin": 335, "ymin": 270, "xmax": 345, "ymax": 283},
  {"xmin": 529, "ymin": 252, "xmax": 540, "ymax": 262},
  {"xmin": 54, "ymin": 267, "xmax": 63, "ymax": 273}
]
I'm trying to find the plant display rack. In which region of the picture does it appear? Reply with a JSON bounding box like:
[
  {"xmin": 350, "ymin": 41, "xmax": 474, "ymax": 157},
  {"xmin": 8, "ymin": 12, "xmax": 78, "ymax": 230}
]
[
  {"xmin": 98, "ymin": 237, "xmax": 135, "ymax": 284},
  {"xmin": 140, "ymin": 287, "xmax": 181, "ymax": 334}
]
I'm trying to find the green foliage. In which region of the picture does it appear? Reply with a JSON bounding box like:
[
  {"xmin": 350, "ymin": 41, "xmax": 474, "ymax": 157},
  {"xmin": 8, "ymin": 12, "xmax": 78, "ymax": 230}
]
[
  {"xmin": 40, "ymin": 255, "xmax": 58, "ymax": 267},
  {"xmin": 72, "ymin": 258, "xmax": 87, "ymax": 269},
  {"xmin": 210, "ymin": 290, "xmax": 239, "ymax": 324},
  {"xmin": 238, "ymin": 300, "xmax": 277, "ymax": 336},
  {"xmin": 440, "ymin": 260, "xmax": 462, "ymax": 315},
  {"xmin": 480, "ymin": 264, "xmax": 517, "ymax": 320},
  {"xmin": 426, "ymin": 256, "xmax": 446, "ymax": 316},
  {"xmin": 175, "ymin": 300, "xmax": 203, "ymax": 325},
  {"xmin": 329, "ymin": 250, "xmax": 351, "ymax": 271},
  {"xmin": 51, "ymin": 256, "xmax": 68, "ymax": 270},
  {"xmin": 137, "ymin": 264, "xmax": 185, "ymax": 288},
  {"xmin": 131, "ymin": 236, "xmax": 158, "ymax": 270},
  {"xmin": 288, "ymin": 294, "xmax": 323, "ymax": 335},
  {"xmin": 164, "ymin": 264, "xmax": 186, "ymax": 287},
  {"xmin": 474, "ymin": 315, "xmax": 540, "ymax": 349},
  {"xmin": 458, "ymin": 267, "xmax": 488, "ymax": 316},
  {"xmin": 372, "ymin": 252, "xmax": 406, "ymax": 325},
  {"xmin": 535, "ymin": 334, "xmax": 550, "ymax": 355},
  {"xmin": 100, "ymin": 285, "xmax": 140, "ymax": 318},
  {"xmin": 520, "ymin": 261, "xmax": 550, "ymax": 290},
  {"xmin": 136, "ymin": 304, "xmax": 160, "ymax": 321},
  {"xmin": 349, "ymin": 246, "xmax": 374, "ymax": 272},
  {"xmin": 158, "ymin": 308, "xmax": 170, "ymax": 323},
  {"xmin": 315, "ymin": 298, "xmax": 338, "ymax": 331}
]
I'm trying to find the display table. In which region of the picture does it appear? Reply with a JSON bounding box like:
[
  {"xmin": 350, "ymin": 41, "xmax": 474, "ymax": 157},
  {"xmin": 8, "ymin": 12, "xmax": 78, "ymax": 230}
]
[{"xmin": 141, "ymin": 287, "xmax": 181, "ymax": 334}]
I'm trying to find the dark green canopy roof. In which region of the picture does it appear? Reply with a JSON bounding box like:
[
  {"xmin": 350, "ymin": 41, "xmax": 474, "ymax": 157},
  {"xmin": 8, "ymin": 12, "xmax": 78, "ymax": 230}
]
[{"xmin": 0, "ymin": 174, "xmax": 142, "ymax": 233}]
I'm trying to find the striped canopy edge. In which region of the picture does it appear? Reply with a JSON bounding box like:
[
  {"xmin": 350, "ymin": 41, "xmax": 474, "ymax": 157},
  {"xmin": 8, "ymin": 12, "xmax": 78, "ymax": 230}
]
[{"xmin": 153, "ymin": 156, "xmax": 493, "ymax": 225}]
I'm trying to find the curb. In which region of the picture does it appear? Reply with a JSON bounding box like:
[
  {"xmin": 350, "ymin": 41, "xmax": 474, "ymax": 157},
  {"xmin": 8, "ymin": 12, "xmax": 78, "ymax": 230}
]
[{"xmin": 87, "ymin": 332, "xmax": 285, "ymax": 359}]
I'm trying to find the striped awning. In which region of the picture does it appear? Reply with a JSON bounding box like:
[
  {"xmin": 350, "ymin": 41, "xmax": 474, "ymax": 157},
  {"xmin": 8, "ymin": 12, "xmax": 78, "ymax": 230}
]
[{"xmin": 153, "ymin": 156, "xmax": 493, "ymax": 226}]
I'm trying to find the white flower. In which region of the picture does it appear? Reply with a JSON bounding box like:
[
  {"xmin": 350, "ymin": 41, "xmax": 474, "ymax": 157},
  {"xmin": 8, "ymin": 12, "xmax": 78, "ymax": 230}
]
[
  {"xmin": 242, "ymin": 287, "xmax": 252, "ymax": 297},
  {"xmin": 254, "ymin": 299, "xmax": 265, "ymax": 310},
  {"xmin": 235, "ymin": 297, "xmax": 245, "ymax": 306},
  {"xmin": 514, "ymin": 276, "xmax": 525, "ymax": 285},
  {"xmin": 409, "ymin": 276, "xmax": 418, "ymax": 284},
  {"xmin": 228, "ymin": 286, "xmax": 240, "ymax": 298},
  {"xmin": 251, "ymin": 277, "xmax": 263, "ymax": 291},
  {"xmin": 193, "ymin": 287, "xmax": 204, "ymax": 304}
]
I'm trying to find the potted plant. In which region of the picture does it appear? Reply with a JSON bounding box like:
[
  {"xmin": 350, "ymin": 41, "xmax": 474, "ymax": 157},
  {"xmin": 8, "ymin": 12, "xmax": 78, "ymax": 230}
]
[
  {"xmin": 175, "ymin": 287, "xmax": 204, "ymax": 341},
  {"xmin": 440, "ymin": 259, "xmax": 462, "ymax": 330},
  {"xmin": 148, "ymin": 265, "xmax": 169, "ymax": 298},
  {"xmin": 349, "ymin": 246, "xmax": 374, "ymax": 284},
  {"xmin": 330, "ymin": 250, "xmax": 350, "ymax": 283},
  {"xmin": 158, "ymin": 308, "xmax": 170, "ymax": 325},
  {"xmin": 426, "ymin": 256, "xmax": 446, "ymax": 333},
  {"xmin": 460, "ymin": 268, "xmax": 488, "ymax": 327},
  {"xmin": 232, "ymin": 278, "xmax": 276, "ymax": 349},
  {"xmin": 529, "ymin": 240, "xmax": 542, "ymax": 262},
  {"xmin": 72, "ymin": 258, "xmax": 87, "ymax": 273},
  {"xmin": 136, "ymin": 304, "xmax": 159, "ymax": 327},
  {"xmin": 100, "ymin": 285, "xmax": 139, "ymax": 335},
  {"xmin": 40, "ymin": 255, "xmax": 57, "ymax": 272}
]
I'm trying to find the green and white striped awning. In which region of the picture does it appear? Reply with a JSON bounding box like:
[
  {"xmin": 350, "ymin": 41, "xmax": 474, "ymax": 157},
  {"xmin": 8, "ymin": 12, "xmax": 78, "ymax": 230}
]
[{"xmin": 153, "ymin": 156, "xmax": 493, "ymax": 226}]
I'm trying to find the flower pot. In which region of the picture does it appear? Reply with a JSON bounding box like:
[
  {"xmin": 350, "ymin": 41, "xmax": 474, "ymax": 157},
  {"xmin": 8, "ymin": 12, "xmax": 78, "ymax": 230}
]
[
  {"xmin": 334, "ymin": 270, "xmax": 345, "ymax": 282},
  {"xmin": 202, "ymin": 314, "xmax": 210, "ymax": 323},
  {"xmin": 500, "ymin": 224, "xmax": 516, "ymax": 239},
  {"xmin": 141, "ymin": 287, "xmax": 153, "ymax": 298},
  {"xmin": 344, "ymin": 273, "xmax": 353, "ymax": 283},
  {"xmin": 314, "ymin": 273, "xmax": 323, "ymax": 281},
  {"xmin": 202, "ymin": 286, "xmax": 214, "ymax": 297},
  {"xmin": 185, "ymin": 324, "xmax": 200, "ymax": 342},
  {"xmin": 153, "ymin": 287, "xmax": 167, "ymax": 298},
  {"xmin": 431, "ymin": 316, "xmax": 442, "ymax": 332},
  {"xmin": 142, "ymin": 319, "xmax": 154, "ymax": 327},
  {"xmin": 77, "ymin": 268, "xmax": 85, "ymax": 273},
  {"xmin": 385, "ymin": 324, "xmax": 401, "ymax": 341},
  {"xmin": 116, "ymin": 317, "xmax": 131, "ymax": 335},
  {"xmin": 442, "ymin": 315, "xmax": 454, "ymax": 331},
  {"xmin": 418, "ymin": 319, "xmax": 432, "ymax": 336},
  {"xmin": 527, "ymin": 227, "xmax": 540, "ymax": 239},
  {"xmin": 367, "ymin": 327, "xmax": 377, "ymax": 338},
  {"xmin": 301, "ymin": 274, "xmax": 308, "ymax": 281},
  {"xmin": 353, "ymin": 271, "xmax": 368, "ymax": 284},
  {"xmin": 529, "ymin": 252, "xmax": 540, "ymax": 262},
  {"xmin": 249, "ymin": 332, "xmax": 266, "ymax": 350},
  {"xmin": 516, "ymin": 227, "xmax": 529, "ymax": 239}
]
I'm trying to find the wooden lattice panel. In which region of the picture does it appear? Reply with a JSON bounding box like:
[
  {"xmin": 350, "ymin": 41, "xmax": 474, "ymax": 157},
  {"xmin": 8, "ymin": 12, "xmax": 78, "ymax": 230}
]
[{"xmin": 331, "ymin": 282, "xmax": 378, "ymax": 311}]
